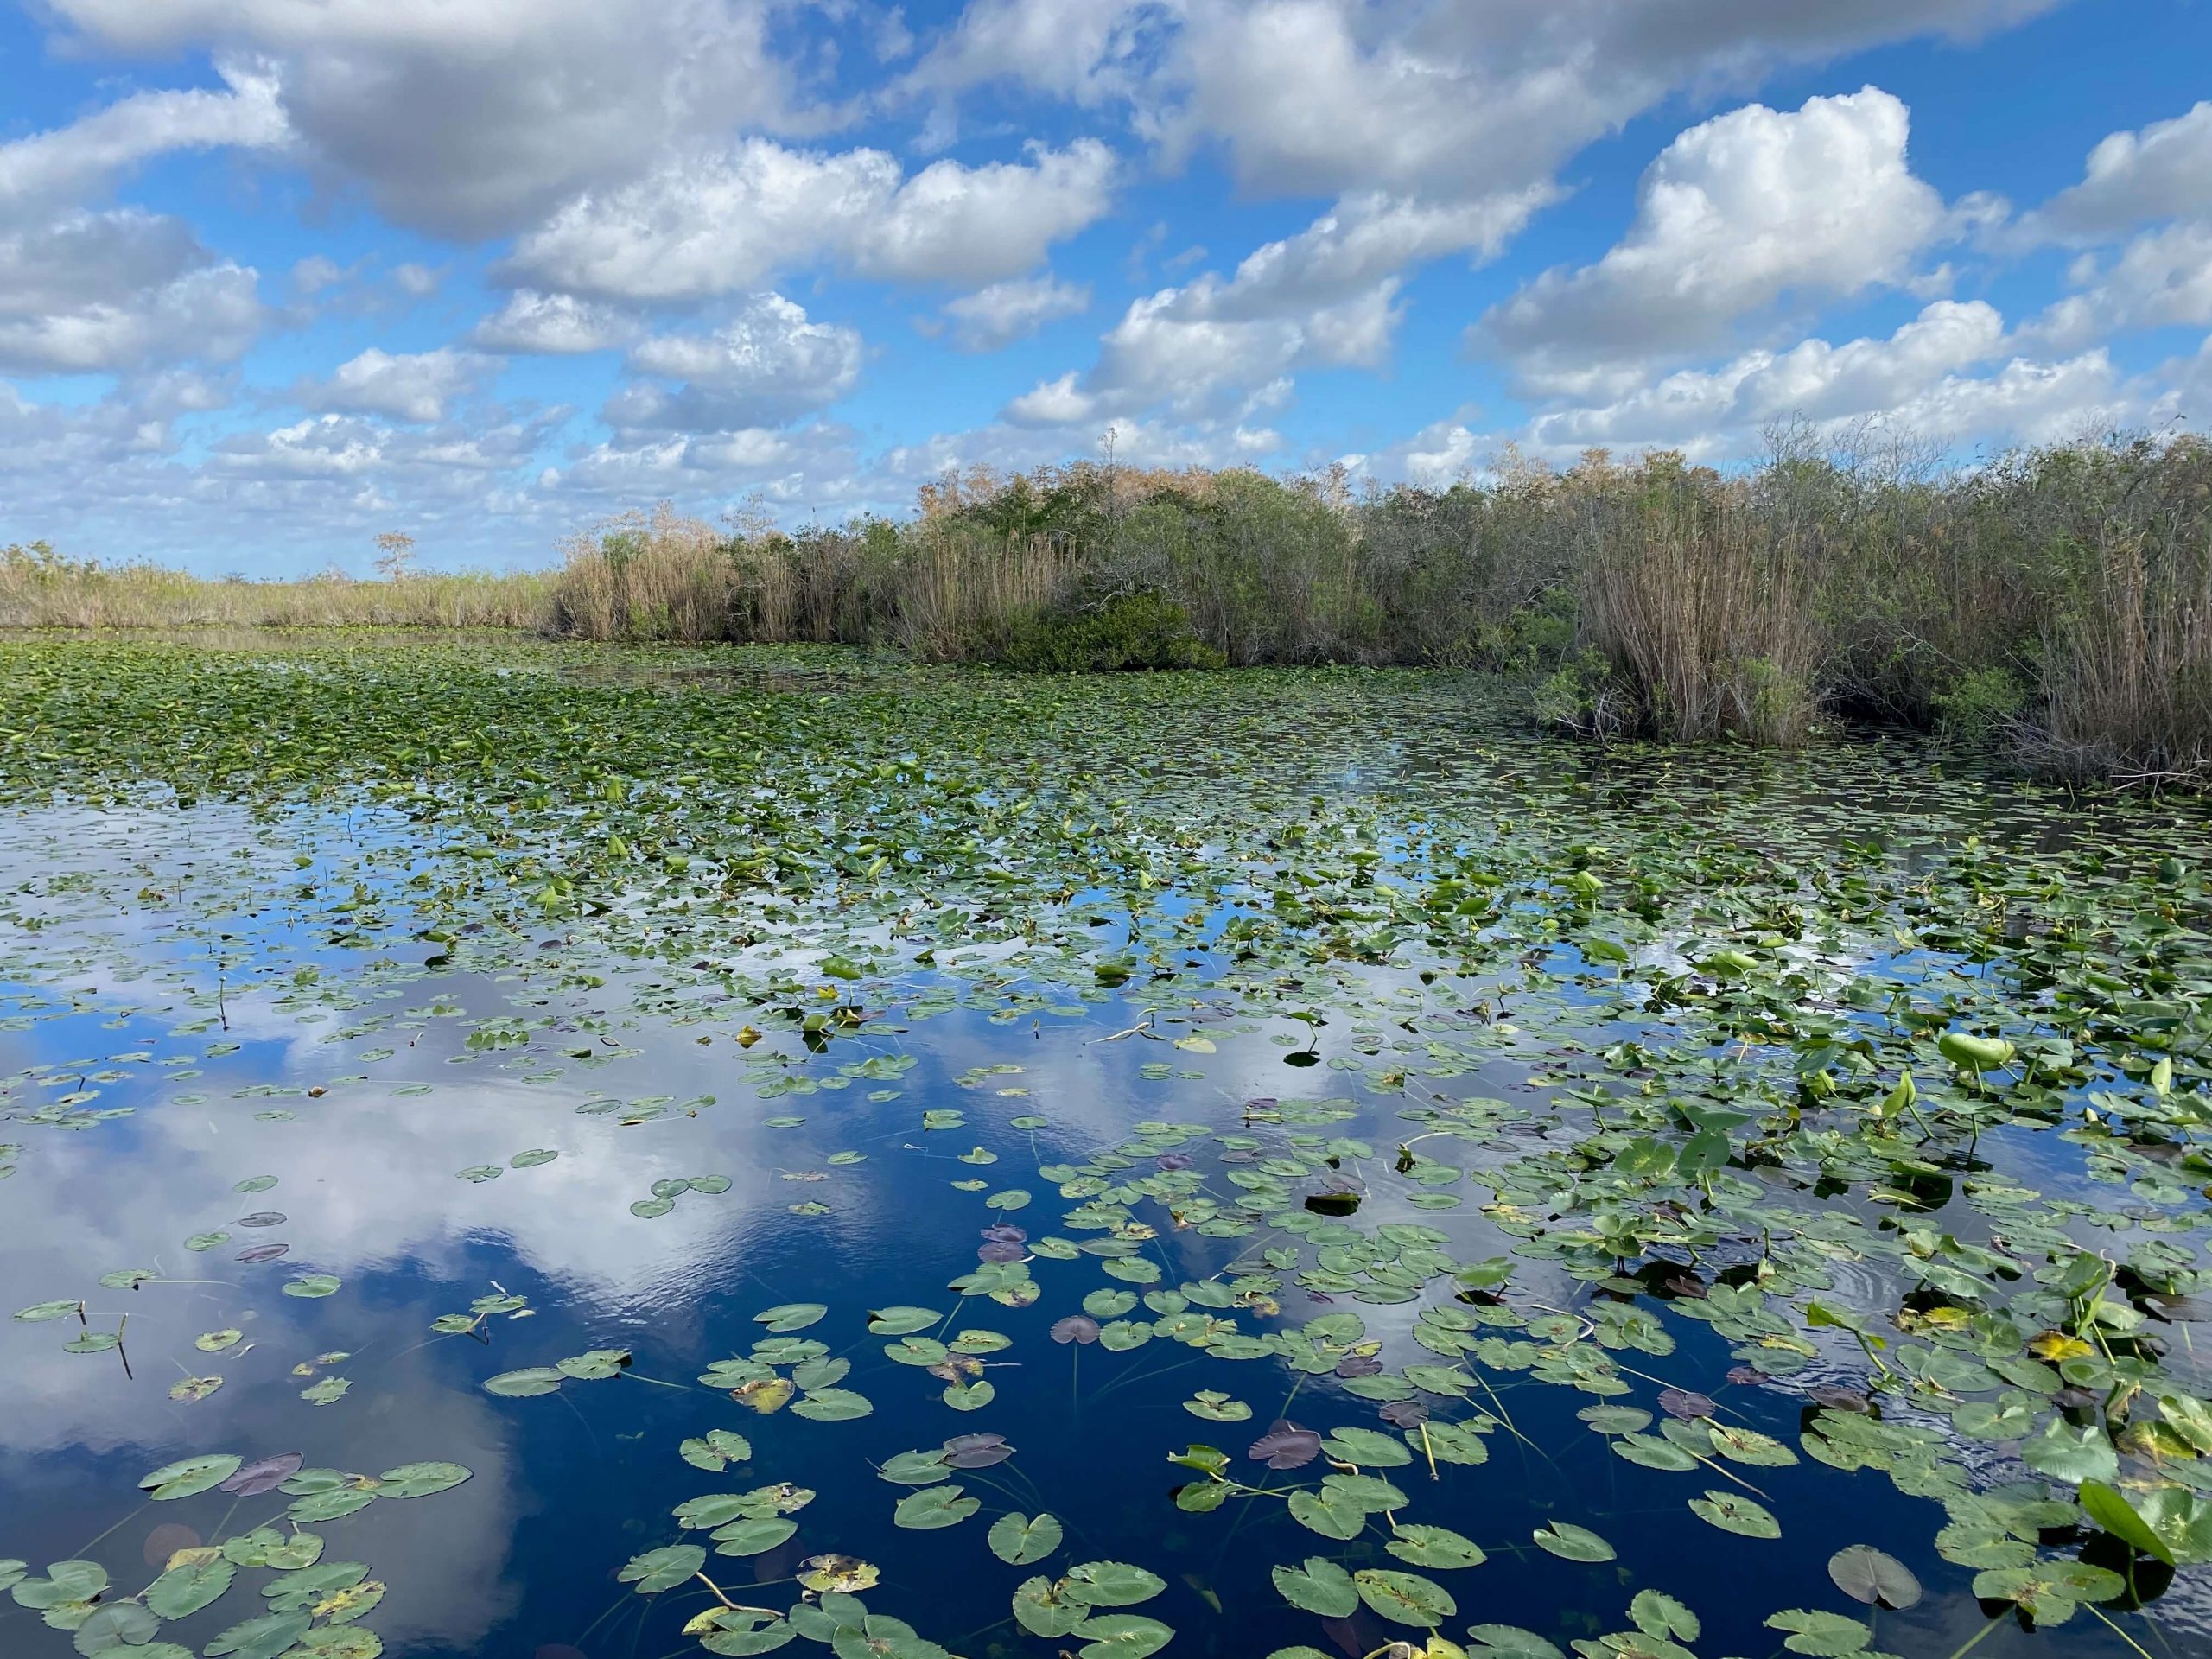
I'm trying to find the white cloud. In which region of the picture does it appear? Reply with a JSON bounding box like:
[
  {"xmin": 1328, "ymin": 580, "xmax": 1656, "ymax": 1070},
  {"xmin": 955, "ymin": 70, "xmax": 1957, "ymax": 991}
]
[
  {"xmin": 1151, "ymin": 0, "xmax": 2056, "ymax": 205},
  {"xmin": 291, "ymin": 254, "xmax": 346, "ymax": 295},
  {"xmin": 469, "ymin": 290, "xmax": 640, "ymax": 355},
  {"xmin": 610, "ymin": 294, "xmax": 863, "ymax": 429},
  {"xmin": 303, "ymin": 346, "xmax": 493, "ymax": 423},
  {"xmin": 940, "ymin": 275, "xmax": 1091, "ymax": 351},
  {"xmin": 903, "ymin": 0, "xmax": 1172, "ymax": 110},
  {"xmin": 1007, "ymin": 278, "xmax": 1400, "ymax": 424},
  {"xmin": 0, "ymin": 374, "xmax": 212, "ymax": 478},
  {"xmin": 1478, "ymin": 87, "xmax": 1949, "ymax": 396},
  {"xmin": 2027, "ymin": 100, "xmax": 2212, "ymax": 241},
  {"xmin": 0, "ymin": 210, "xmax": 262, "ymax": 373},
  {"xmin": 41, "ymin": 0, "xmax": 823, "ymax": 238},
  {"xmin": 212, "ymin": 408, "xmax": 563, "ymax": 485},
  {"xmin": 1516, "ymin": 301, "xmax": 2133, "ymax": 459},
  {"xmin": 2025, "ymin": 220, "xmax": 2212, "ymax": 350},
  {"xmin": 502, "ymin": 137, "xmax": 1116, "ymax": 301},
  {"xmin": 1396, "ymin": 417, "xmax": 1486, "ymax": 487},
  {"xmin": 391, "ymin": 262, "xmax": 441, "ymax": 297},
  {"xmin": 549, "ymin": 421, "xmax": 864, "ymax": 503},
  {"xmin": 1002, "ymin": 188, "xmax": 1547, "ymax": 423},
  {"xmin": 0, "ymin": 59, "xmax": 288, "ymax": 219}
]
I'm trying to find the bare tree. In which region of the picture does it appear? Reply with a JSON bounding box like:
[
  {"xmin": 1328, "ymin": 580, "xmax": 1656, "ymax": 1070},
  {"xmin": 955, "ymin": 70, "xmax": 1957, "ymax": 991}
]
[{"xmin": 373, "ymin": 531, "xmax": 417, "ymax": 581}]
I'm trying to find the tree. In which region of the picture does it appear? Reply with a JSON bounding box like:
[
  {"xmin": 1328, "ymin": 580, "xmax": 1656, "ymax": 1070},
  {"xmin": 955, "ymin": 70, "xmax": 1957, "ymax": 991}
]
[{"xmin": 373, "ymin": 531, "xmax": 416, "ymax": 581}]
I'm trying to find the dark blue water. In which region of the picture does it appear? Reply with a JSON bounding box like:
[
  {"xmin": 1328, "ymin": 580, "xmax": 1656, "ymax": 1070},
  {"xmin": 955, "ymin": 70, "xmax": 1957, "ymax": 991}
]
[{"xmin": 0, "ymin": 783, "xmax": 2197, "ymax": 1659}]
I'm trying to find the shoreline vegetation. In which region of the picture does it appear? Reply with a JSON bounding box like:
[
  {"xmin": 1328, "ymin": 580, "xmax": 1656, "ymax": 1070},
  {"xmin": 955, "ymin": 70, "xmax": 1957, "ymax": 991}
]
[{"xmin": 7, "ymin": 428, "xmax": 2209, "ymax": 786}]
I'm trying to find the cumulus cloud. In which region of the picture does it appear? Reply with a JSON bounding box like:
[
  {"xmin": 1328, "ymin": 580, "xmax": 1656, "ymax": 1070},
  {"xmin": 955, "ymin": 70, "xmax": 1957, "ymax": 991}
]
[
  {"xmin": 0, "ymin": 373, "xmax": 215, "ymax": 480},
  {"xmin": 940, "ymin": 275, "xmax": 1090, "ymax": 351},
  {"xmin": 903, "ymin": 0, "xmax": 1173, "ymax": 111},
  {"xmin": 1007, "ymin": 278, "xmax": 1396, "ymax": 425},
  {"xmin": 209, "ymin": 407, "xmax": 567, "ymax": 492},
  {"xmin": 0, "ymin": 59, "xmax": 288, "ymax": 220},
  {"xmin": 502, "ymin": 137, "xmax": 1116, "ymax": 301},
  {"xmin": 1516, "ymin": 301, "xmax": 2133, "ymax": 460},
  {"xmin": 291, "ymin": 254, "xmax": 346, "ymax": 295},
  {"xmin": 1003, "ymin": 187, "xmax": 1548, "ymax": 423},
  {"xmin": 0, "ymin": 210, "xmax": 262, "ymax": 373},
  {"xmin": 302, "ymin": 346, "xmax": 493, "ymax": 423},
  {"xmin": 1151, "ymin": 0, "xmax": 2056, "ymax": 205},
  {"xmin": 609, "ymin": 295, "xmax": 863, "ymax": 430},
  {"xmin": 548, "ymin": 421, "xmax": 865, "ymax": 503},
  {"xmin": 2024, "ymin": 220, "xmax": 2212, "ymax": 351},
  {"xmin": 1478, "ymin": 87, "xmax": 1950, "ymax": 396},
  {"xmin": 2025, "ymin": 100, "xmax": 2212, "ymax": 242},
  {"xmin": 468, "ymin": 290, "xmax": 640, "ymax": 355},
  {"xmin": 42, "ymin": 0, "xmax": 823, "ymax": 238}
]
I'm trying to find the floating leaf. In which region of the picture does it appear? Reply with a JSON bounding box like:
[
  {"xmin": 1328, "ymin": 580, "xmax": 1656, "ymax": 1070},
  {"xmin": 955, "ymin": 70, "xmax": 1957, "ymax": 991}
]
[
  {"xmin": 1272, "ymin": 1557, "xmax": 1357, "ymax": 1617},
  {"xmin": 1532, "ymin": 1522, "xmax": 1614, "ymax": 1562},
  {"xmin": 147, "ymin": 1556, "xmax": 236, "ymax": 1620},
  {"xmin": 142, "ymin": 1453, "xmax": 243, "ymax": 1500},
  {"xmin": 222, "ymin": 1454, "xmax": 303, "ymax": 1497},
  {"xmin": 988, "ymin": 1512, "xmax": 1064, "ymax": 1565},
  {"xmin": 1353, "ymin": 1567, "xmax": 1456, "ymax": 1627},
  {"xmin": 204, "ymin": 1614, "xmax": 312, "ymax": 1659},
  {"xmin": 1073, "ymin": 1614, "xmax": 1174, "ymax": 1658},
  {"xmin": 1064, "ymin": 1561, "xmax": 1166, "ymax": 1607},
  {"xmin": 797, "ymin": 1554, "xmax": 879, "ymax": 1594},
  {"xmin": 893, "ymin": 1484, "xmax": 978, "ymax": 1529},
  {"xmin": 620, "ymin": 1545, "xmax": 705, "ymax": 1594},
  {"xmin": 1827, "ymin": 1544, "xmax": 1922, "ymax": 1608},
  {"xmin": 556, "ymin": 1348, "xmax": 631, "ymax": 1380},
  {"xmin": 483, "ymin": 1367, "xmax": 565, "ymax": 1397},
  {"xmin": 681, "ymin": 1430, "xmax": 754, "ymax": 1471},
  {"xmin": 868, "ymin": 1306, "xmax": 939, "ymax": 1335},
  {"xmin": 1386, "ymin": 1525, "xmax": 1485, "ymax": 1569},
  {"xmin": 70, "ymin": 1603, "xmax": 159, "ymax": 1656},
  {"xmin": 375, "ymin": 1461, "xmax": 471, "ymax": 1498},
  {"xmin": 791, "ymin": 1388, "xmax": 874, "ymax": 1421},
  {"xmin": 1688, "ymin": 1491, "xmax": 1780, "ymax": 1539},
  {"xmin": 754, "ymin": 1303, "xmax": 827, "ymax": 1332},
  {"xmin": 1013, "ymin": 1575, "xmax": 1089, "ymax": 1639}
]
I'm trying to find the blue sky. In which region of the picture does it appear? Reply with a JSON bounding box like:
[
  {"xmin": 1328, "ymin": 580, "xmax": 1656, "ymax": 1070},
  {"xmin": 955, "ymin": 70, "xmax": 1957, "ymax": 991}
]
[{"xmin": 0, "ymin": 0, "xmax": 2208, "ymax": 575}]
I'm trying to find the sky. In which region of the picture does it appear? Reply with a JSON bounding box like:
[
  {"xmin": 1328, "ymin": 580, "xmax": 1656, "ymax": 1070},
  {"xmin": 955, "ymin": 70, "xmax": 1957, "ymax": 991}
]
[{"xmin": 0, "ymin": 0, "xmax": 2209, "ymax": 575}]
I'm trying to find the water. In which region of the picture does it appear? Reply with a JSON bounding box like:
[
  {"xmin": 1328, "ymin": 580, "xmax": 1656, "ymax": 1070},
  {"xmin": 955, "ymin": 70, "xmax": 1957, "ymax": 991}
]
[{"xmin": 1, "ymin": 638, "xmax": 2208, "ymax": 1659}]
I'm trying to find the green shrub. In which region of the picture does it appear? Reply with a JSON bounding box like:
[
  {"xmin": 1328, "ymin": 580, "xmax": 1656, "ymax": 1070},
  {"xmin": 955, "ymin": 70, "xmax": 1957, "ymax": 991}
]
[
  {"xmin": 1930, "ymin": 665, "xmax": 2030, "ymax": 744},
  {"xmin": 998, "ymin": 593, "xmax": 1224, "ymax": 672},
  {"xmin": 1530, "ymin": 649, "xmax": 1631, "ymax": 738}
]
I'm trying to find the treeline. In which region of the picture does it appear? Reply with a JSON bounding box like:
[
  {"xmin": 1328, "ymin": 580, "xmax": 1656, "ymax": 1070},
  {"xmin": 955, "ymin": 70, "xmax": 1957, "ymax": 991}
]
[
  {"xmin": 548, "ymin": 431, "xmax": 2212, "ymax": 785},
  {"xmin": 7, "ymin": 429, "xmax": 2209, "ymax": 784}
]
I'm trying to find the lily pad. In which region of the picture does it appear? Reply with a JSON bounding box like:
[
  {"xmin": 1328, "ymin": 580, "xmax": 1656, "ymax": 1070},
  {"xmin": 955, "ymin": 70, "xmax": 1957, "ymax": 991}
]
[{"xmin": 988, "ymin": 1511, "xmax": 1064, "ymax": 1565}]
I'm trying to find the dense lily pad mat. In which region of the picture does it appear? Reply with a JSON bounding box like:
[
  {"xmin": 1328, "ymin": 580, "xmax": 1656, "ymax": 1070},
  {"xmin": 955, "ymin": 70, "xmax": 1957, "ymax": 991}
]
[{"xmin": 1, "ymin": 637, "xmax": 2211, "ymax": 1659}]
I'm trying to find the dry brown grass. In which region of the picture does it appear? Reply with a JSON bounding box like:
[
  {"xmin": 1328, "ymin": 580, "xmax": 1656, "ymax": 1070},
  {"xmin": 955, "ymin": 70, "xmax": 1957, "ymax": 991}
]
[
  {"xmin": 1579, "ymin": 486, "xmax": 1819, "ymax": 744},
  {"xmin": 545, "ymin": 505, "xmax": 1074, "ymax": 657},
  {"xmin": 2037, "ymin": 524, "xmax": 2212, "ymax": 786},
  {"xmin": 1, "ymin": 543, "xmax": 552, "ymax": 630},
  {"xmin": 548, "ymin": 505, "xmax": 734, "ymax": 642},
  {"xmin": 892, "ymin": 524, "xmax": 1072, "ymax": 662}
]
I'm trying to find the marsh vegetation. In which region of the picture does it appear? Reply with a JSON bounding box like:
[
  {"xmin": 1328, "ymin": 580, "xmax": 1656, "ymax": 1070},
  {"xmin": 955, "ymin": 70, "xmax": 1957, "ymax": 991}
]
[
  {"xmin": 0, "ymin": 638, "xmax": 2209, "ymax": 1659},
  {"xmin": 9, "ymin": 429, "xmax": 2211, "ymax": 787}
]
